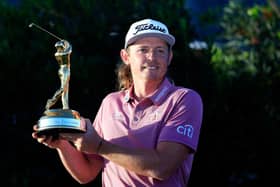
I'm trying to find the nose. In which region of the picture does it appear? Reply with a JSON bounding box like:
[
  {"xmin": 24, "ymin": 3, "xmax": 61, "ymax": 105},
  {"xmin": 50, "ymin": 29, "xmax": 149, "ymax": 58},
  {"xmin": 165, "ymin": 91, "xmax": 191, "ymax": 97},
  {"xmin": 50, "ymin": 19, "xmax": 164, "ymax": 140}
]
[{"xmin": 146, "ymin": 49, "xmax": 157, "ymax": 60}]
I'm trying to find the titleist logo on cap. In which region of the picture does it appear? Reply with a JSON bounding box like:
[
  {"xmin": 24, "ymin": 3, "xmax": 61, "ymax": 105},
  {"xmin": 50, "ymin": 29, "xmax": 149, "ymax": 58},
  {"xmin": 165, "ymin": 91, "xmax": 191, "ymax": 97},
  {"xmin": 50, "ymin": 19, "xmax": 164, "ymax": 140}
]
[
  {"xmin": 124, "ymin": 18, "xmax": 175, "ymax": 48},
  {"xmin": 133, "ymin": 23, "xmax": 167, "ymax": 35}
]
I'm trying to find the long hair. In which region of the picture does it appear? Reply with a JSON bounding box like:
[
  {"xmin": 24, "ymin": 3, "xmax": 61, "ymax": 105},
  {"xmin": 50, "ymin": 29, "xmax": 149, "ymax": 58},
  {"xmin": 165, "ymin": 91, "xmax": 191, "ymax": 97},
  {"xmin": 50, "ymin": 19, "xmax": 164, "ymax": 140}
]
[{"xmin": 115, "ymin": 62, "xmax": 132, "ymax": 90}]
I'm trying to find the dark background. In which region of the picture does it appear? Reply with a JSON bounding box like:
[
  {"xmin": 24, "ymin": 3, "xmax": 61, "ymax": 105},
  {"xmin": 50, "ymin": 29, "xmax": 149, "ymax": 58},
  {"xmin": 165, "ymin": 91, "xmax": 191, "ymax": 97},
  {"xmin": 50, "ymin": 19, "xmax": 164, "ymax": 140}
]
[{"xmin": 0, "ymin": 0, "xmax": 278, "ymax": 186}]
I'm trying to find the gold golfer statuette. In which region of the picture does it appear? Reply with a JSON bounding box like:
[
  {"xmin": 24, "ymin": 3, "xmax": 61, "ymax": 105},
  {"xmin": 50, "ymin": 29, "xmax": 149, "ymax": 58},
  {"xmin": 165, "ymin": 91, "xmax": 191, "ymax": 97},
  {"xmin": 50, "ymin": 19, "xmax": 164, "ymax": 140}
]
[{"xmin": 29, "ymin": 23, "xmax": 86, "ymax": 136}]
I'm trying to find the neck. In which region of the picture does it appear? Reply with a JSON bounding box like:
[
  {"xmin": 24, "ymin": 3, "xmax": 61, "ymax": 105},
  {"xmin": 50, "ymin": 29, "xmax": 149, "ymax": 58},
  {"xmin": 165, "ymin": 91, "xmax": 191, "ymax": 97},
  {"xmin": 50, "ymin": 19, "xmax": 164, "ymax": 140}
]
[{"xmin": 133, "ymin": 79, "xmax": 164, "ymax": 101}]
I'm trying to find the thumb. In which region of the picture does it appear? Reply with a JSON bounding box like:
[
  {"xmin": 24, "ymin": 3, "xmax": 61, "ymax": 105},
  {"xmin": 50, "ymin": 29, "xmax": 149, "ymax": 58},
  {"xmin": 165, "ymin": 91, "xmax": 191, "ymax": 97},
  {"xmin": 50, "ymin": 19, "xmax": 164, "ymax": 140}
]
[{"xmin": 81, "ymin": 117, "xmax": 92, "ymax": 132}]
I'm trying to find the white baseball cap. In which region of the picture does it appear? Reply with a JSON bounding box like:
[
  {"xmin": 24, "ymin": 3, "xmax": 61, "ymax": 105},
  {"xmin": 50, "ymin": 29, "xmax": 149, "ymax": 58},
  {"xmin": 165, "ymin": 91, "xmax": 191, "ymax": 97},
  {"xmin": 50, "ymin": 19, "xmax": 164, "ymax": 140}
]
[{"xmin": 124, "ymin": 18, "xmax": 175, "ymax": 48}]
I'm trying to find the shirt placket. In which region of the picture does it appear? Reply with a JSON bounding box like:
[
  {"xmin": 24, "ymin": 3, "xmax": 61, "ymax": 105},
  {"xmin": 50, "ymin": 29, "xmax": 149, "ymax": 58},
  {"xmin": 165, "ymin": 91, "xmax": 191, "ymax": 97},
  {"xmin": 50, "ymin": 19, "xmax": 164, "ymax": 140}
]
[{"xmin": 132, "ymin": 104, "xmax": 142, "ymax": 125}]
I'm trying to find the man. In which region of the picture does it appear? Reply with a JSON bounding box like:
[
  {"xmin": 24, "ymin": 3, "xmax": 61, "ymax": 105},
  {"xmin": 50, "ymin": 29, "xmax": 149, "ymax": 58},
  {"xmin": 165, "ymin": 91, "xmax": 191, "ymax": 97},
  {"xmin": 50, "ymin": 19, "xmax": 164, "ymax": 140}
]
[{"xmin": 32, "ymin": 18, "xmax": 203, "ymax": 187}]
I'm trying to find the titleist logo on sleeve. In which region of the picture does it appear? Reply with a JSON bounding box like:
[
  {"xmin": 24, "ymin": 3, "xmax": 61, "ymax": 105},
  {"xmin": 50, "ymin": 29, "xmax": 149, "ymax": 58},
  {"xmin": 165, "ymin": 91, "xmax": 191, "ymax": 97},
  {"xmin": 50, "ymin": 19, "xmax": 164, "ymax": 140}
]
[{"xmin": 133, "ymin": 24, "xmax": 166, "ymax": 35}]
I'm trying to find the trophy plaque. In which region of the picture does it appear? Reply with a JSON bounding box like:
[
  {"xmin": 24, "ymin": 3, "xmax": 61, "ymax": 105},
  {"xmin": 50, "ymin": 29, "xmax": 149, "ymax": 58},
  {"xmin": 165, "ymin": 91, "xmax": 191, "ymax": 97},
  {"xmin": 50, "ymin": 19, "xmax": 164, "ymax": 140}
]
[{"xmin": 29, "ymin": 23, "xmax": 86, "ymax": 137}]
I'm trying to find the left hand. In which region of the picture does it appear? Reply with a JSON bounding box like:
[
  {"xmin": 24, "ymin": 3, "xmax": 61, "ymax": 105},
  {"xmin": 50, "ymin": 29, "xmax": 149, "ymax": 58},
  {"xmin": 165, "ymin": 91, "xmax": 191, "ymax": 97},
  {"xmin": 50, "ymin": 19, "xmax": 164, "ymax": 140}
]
[{"xmin": 60, "ymin": 117, "xmax": 103, "ymax": 154}]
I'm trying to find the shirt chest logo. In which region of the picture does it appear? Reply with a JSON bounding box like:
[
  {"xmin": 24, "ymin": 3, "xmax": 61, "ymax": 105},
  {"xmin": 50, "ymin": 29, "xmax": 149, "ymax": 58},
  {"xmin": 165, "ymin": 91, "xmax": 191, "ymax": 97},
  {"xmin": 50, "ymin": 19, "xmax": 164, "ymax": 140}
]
[
  {"xmin": 112, "ymin": 112, "xmax": 124, "ymax": 120},
  {"xmin": 148, "ymin": 111, "xmax": 160, "ymax": 121}
]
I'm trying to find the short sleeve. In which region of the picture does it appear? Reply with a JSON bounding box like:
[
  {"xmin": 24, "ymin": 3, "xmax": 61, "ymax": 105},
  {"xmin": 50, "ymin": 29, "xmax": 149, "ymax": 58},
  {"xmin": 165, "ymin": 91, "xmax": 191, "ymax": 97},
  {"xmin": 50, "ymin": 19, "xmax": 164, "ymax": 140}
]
[{"xmin": 158, "ymin": 89, "xmax": 203, "ymax": 152}]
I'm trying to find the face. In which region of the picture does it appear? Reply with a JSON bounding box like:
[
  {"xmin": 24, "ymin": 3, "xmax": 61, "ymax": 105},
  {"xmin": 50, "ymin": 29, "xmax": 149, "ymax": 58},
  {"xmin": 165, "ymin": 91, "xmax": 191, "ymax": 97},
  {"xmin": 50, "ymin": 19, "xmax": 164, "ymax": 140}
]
[{"xmin": 121, "ymin": 37, "xmax": 173, "ymax": 85}]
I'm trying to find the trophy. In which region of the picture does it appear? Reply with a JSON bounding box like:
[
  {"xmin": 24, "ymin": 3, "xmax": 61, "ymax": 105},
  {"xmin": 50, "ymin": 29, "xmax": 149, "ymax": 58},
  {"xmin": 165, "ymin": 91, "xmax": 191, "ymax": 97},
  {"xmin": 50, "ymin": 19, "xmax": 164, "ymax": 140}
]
[{"xmin": 29, "ymin": 23, "xmax": 86, "ymax": 136}]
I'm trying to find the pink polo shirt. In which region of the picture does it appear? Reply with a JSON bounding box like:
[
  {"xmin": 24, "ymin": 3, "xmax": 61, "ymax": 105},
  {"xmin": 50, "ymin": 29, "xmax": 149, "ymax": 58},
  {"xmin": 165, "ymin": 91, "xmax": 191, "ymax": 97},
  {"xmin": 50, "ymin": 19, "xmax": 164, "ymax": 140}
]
[{"xmin": 92, "ymin": 78, "xmax": 203, "ymax": 187}]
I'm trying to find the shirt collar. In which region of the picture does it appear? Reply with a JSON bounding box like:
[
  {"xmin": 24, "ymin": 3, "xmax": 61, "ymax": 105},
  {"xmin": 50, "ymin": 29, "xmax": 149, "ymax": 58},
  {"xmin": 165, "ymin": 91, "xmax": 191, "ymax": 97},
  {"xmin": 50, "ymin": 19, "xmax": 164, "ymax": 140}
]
[
  {"xmin": 123, "ymin": 78, "xmax": 174, "ymax": 105},
  {"xmin": 149, "ymin": 78, "xmax": 173, "ymax": 105},
  {"xmin": 124, "ymin": 86, "xmax": 134, "ymax": 103}
]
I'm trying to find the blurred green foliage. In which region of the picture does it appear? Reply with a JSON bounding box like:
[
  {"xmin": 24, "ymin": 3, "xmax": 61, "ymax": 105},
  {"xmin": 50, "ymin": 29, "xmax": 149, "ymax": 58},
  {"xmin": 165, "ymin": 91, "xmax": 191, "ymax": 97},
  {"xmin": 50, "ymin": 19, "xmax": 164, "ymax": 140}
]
[
  {"xmin": 209, "ymin": 1, "xmax": 280, "ymax": 185},
  {"xmin": 211, "ymin": 1, "xmax": 280, "ymax": 79},
  {"xmin": 211, "ymin": 0, "xmax": 280, "ymax": 123}
]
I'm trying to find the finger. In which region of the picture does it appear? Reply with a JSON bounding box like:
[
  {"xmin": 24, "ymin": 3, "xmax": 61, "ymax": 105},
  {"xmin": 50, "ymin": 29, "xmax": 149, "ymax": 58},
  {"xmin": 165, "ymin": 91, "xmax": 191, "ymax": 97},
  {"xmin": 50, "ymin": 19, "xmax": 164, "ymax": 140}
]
[
  {"xmin": 33, "ymin": 132, "xmax": 46, "ymax": 140},
  {"xmin": 60, "ymin": 133, "xmax": 76, "ymax": 140},
  {"xmin": 84, "ymin": 118, "xmax": 93, "ymax": 131},
  {"xmin": 43, "ymin": 142, "xmax": 49, "ymax": 146},
  {"xmin": 80, "ymin": 118, "xmax": 87, "ymax": 131},
  {"xmin": 84, "ymin": 118, "xmax": 91, "ymax": 126},
  {"xmin": 60, "ymin": 133, "xmax": 70, "ymax": 139},
  {"xmin": 32, "ymin": 130, "xmax": 45, "ymax": 139},
  {"xmin": 37, "ymin": 138, "xmax": 46, "ymax": 144},
  {"xmin": 32, "ymin": 132, "xmax": 38, "ymax": 139},
  {"xmin": 39, "ymin": 135, "xmax": 53, "ymax": 144},
  {"xmin": 33, "ymin": 124, "xmax": 39, "ymax": 131}
]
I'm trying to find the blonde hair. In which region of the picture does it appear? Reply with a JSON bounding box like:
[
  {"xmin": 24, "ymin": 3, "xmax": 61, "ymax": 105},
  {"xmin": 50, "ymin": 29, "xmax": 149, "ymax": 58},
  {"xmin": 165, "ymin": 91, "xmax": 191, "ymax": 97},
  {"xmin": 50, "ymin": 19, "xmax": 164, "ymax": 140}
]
[{"xmin": 115, "ymin": 62, "xmax": 132, "ymax": 90}]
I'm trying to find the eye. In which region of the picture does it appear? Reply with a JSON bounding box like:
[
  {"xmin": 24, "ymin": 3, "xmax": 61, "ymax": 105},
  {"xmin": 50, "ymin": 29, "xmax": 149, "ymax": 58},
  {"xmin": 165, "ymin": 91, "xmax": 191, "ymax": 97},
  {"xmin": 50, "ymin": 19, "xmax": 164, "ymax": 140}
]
[
  {"xmin": 137, "ymin": 48, "xmax": 148, "ymax": 53},
  {"xmin": 156, "ymin": 48, "xmax": 168, "ymax": 55},
  {"xmin": 157, "ymin": 49, "xmax": 165, "ymax": 53}
]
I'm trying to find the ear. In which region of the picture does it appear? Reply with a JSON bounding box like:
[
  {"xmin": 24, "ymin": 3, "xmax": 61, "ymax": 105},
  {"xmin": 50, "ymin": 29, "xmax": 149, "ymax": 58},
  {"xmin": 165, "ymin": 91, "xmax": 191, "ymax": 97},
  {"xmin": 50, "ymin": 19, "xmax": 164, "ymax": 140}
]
[
  {"xmin": 120, "ymin": 49, "xmax": 130, "ymax": 65},
  {"xmin": 167, "ymin": 50, "xmax": 173, "ymax": 66}
]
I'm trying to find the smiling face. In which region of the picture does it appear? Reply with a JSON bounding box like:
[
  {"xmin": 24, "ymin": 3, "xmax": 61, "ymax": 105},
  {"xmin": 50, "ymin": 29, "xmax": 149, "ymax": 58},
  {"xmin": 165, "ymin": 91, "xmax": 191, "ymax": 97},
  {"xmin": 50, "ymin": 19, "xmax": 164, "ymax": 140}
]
[{"xmin": 121, "ymin": 37, "xmax": 173, "ymax": 87}]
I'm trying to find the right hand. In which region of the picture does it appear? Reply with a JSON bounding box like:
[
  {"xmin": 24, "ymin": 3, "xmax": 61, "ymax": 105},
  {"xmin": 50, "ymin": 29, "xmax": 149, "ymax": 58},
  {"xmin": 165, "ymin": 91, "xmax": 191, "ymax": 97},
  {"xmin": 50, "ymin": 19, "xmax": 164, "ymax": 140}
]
[
  {"xmin": 32, "ymin": 124, "xmax": 68, "ymax": 149},
  {"xmin": 60, "ymin": 118, "xmax": 103, "ymax": 154}
]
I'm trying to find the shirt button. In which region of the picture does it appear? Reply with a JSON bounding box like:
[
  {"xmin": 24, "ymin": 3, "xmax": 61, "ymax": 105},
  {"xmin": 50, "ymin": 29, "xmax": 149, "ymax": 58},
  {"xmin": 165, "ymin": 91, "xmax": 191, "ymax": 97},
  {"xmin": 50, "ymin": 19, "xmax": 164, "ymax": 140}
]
[{"xmin": 134, "ymin": 117, "xmax": 138, "ymax": 122}]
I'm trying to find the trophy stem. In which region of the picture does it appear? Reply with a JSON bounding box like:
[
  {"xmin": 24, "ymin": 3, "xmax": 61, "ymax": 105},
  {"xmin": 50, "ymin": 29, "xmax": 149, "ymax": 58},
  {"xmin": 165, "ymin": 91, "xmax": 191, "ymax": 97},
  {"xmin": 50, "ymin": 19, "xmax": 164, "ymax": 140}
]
[{"xmin": 36, "ymin": 40, "xmax": 85, "ymax": 136}]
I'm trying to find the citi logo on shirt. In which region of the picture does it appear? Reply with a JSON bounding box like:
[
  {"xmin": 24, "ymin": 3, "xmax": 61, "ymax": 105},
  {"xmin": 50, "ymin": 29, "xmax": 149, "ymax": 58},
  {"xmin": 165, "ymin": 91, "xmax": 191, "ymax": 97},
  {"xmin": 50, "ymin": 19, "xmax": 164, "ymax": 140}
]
[{"xmin": 176, "ymin": 124, "xmax": 194, "ymax": 138}]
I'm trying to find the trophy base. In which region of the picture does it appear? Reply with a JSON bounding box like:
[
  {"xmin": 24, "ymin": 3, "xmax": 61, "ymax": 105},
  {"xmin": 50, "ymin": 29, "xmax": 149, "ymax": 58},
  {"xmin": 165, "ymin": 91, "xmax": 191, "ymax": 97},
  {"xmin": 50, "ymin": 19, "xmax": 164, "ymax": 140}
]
[{"xmin": 37, "ymin": 109, "xmax": 86, "ymax": 137}]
